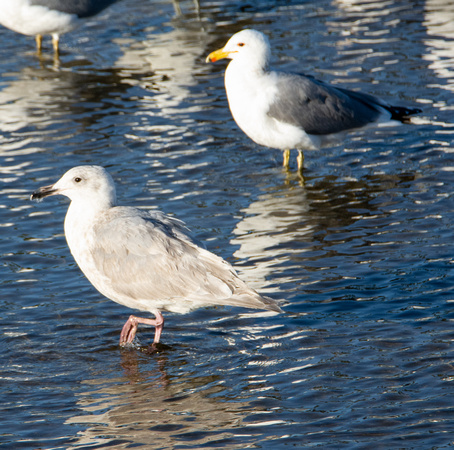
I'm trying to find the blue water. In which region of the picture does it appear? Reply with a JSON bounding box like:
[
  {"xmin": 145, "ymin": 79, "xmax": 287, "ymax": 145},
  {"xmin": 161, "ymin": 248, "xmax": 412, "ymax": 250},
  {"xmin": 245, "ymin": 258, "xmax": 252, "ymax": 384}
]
[{"xmin": 1, "ymin": 0, "xmax": 453, "ymax": 448}]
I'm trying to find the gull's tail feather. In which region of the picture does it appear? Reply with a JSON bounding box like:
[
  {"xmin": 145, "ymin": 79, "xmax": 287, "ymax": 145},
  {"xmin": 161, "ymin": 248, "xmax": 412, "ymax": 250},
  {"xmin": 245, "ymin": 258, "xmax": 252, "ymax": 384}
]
[{"xmin": 387, "ymin": 105, "xmax": 422, "ymax": 123}]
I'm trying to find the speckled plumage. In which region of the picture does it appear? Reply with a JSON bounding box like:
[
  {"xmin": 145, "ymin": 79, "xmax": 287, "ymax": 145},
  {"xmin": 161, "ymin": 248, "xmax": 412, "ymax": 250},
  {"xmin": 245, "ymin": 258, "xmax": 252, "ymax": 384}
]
[{"xmin": 31, "ymin": 166, "xmax": 282, "ymax": 346}]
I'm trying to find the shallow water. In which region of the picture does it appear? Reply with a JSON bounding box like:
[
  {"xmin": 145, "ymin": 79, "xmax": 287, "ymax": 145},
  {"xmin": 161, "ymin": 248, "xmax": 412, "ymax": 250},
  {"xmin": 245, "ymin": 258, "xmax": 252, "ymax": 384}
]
[{"xmin": 1, "ymin": 0, "xmax": 453, "ymax": 448}]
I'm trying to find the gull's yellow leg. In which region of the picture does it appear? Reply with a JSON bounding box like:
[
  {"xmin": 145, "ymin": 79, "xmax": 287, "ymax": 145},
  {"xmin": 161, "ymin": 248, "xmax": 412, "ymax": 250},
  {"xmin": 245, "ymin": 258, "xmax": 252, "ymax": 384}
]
[
  {"xmin": 296, "ymin": 150, "xmax": 304, "ymax": 171},
  {"xmin": 283, "ymin": 149, "xmax": 291, "ymax": 169},
  {"xmin": 35, "ymin": 34, "xmax": 43, "ymax": 53},
  {"xmin": 52, "ymin": 33, "xmax": 60, "ymax": 54}
]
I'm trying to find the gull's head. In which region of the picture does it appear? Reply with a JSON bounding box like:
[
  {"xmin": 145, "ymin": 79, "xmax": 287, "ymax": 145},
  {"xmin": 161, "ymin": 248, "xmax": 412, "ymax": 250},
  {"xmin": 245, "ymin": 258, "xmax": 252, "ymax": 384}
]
[
  {"xmin": 206, "ymin": 29, "xmax": 271, "ymax": 70},
  {"xmin": 31, "ymin": 165, "xmax": 117, "ymax": 209}
]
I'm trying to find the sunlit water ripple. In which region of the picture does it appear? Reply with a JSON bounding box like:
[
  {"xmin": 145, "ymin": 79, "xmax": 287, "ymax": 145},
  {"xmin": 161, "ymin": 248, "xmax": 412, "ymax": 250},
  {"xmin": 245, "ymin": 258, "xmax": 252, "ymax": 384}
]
[{"xmin": 1, "ymin": 0, "xmax": 453, "ymax": 448}]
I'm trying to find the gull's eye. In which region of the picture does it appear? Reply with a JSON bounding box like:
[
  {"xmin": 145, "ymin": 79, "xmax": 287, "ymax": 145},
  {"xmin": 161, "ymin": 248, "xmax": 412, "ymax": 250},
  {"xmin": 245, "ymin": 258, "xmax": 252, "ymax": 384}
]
[
  {"xmin": 238, "ymin": 42, "xmax": 245, "ymax": 47},
  {"xmin": 74, "ymin": 177, "xmax": 82, "ymax": 183}
]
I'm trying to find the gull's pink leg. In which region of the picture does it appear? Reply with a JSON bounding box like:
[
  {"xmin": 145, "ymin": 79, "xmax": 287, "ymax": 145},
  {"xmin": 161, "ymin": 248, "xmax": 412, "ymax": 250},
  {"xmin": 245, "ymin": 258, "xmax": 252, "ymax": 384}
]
[
  {"xmin": 119, "ymin": 312, "xmax": 165, "ymax": 346},
  {"xmin": 152, "ymin": 311, "xmax": 164, "ymax": 343}
]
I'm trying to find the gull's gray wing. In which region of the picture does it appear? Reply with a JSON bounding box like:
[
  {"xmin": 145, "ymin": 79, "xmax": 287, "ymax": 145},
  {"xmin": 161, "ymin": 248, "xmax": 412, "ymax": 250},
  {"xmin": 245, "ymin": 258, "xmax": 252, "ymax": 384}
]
[
  {"xmin": 30, "ymin": 0, "xmax": 118, "ymax": 18},
  {"xmin": 89, "ymin": 207, "xmax": 280, "ymax": 313},
  {"xmin": 267, "ymin": 71, "xmax": 386, "ymax": 135}
]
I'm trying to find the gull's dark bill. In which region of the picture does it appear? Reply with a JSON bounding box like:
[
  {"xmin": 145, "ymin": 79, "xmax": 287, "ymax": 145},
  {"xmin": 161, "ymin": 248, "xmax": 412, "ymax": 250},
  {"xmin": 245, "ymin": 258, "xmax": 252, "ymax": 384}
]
[{"xmin": 30, "ymin": 185, "xmax": 56, "ymax": 202}]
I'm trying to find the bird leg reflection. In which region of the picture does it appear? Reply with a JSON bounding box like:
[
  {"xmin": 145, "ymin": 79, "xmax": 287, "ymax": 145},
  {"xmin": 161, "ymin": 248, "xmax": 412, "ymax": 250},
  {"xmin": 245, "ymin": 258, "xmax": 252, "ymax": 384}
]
[{"xmin": 120, "ymin": 312, "xmax": 165, "ymax": 346}]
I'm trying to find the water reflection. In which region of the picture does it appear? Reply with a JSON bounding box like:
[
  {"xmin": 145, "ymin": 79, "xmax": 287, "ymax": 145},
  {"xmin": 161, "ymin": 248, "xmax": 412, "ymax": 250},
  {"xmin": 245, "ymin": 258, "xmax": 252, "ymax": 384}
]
[
  {"xmin": 231, "ymin": 180, "xmax": 312, "ymax": 291},
  {"xmin": 66, "ymin": 351, "xmax": 252, "ymax": 448},
  {"xmin": 231, "ymin": 171, "xmax": 419, "ymax": 292},
  {"xmin": 172, "ymin": 0, "xmax": 201, "ymax": 18},
  {"xmin": 111, "ymin": 18, "xmax": 208, "ymax": 127},
  {"xmin": 1, "ymin": 1, "xmax": 452, "ymax": 448},
  {"xmin": 423, "ymin": 0, "xmax": 454, "ymax": 97},
  {"xmin": 0, "ymin": 0, "xmax": 208, "ymax": 145},
  {"xmin": 0, "ymin": 63, "xmax": 135, "ymax": 136}
]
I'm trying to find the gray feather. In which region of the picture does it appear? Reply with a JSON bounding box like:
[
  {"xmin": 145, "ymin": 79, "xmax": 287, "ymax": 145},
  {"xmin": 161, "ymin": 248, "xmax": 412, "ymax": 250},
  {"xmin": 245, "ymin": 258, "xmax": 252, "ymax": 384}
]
[
  {"xmin": 267, "ymin": 72, "xmax": 385, "ymax": 135},
  {"xmin": 90, "ymin": 207, "xmax": 281, "ymax": 313},
  {"xmin": 30, "ymin": 0, "xmax": 118, "ymax": 18}
]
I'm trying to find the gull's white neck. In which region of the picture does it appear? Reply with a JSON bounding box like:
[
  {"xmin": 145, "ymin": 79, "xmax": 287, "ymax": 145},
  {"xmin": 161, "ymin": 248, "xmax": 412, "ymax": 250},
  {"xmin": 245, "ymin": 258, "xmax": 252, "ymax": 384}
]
[
  {"xmin": 227, "ymin": 52, "xmax": 268, "ymax": 77},
  {"xmin": 225, "ymin": 57, "xmax": 269, "ymax": 107},
  {"xmin": 64, "ymin": 196, "xmax": 114, "ymax": 260},
  {"xmin": 224, "ymin": 56, "xmax": 281, "ymax": 146}
]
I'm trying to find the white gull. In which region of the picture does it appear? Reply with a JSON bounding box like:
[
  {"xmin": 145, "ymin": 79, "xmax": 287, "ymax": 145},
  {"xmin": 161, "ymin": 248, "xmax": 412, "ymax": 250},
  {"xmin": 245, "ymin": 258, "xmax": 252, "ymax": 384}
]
[
  {"xmin": 31, "ymin": 165, "xmax": 282, "ymax": 346},
  {"xmin": 0, "ymin": 0, "xmax": 120, "ymax": 53},
  {"xmin": 206, "ymin": 29, "xmax": 421, "ymax": 170}
]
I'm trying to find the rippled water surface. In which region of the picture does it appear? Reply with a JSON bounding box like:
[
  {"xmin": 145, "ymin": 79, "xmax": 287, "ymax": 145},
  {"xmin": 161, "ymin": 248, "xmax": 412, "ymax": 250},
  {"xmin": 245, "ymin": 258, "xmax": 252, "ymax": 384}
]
[{"xmin": 1, "ymin": 0, "xmax": 454, "ymax": 448}]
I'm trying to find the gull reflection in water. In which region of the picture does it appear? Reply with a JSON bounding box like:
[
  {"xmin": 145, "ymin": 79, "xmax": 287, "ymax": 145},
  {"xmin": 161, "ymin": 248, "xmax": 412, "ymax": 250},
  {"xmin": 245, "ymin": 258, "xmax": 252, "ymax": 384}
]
[
  {"xmin": 65, "ymin": 351, "xmax": 254, "ymax": 448},
  {"xmin": 0, "ymin": 66, "xmax": 78, "ymax": 135},
  {"xmin": 231, "ymin": 182, "xmax": 313, "ymax": 294},
  {"xmin": 109, "ymin": 5, "xmax": 211, "ymax": 165},
  {"xmin": 423, "ymin": 0, "xmax": 454, "ymax": 97},
  {"xmin": 112, "ymin": 5, "xmax": 206, "ymax": 112}
]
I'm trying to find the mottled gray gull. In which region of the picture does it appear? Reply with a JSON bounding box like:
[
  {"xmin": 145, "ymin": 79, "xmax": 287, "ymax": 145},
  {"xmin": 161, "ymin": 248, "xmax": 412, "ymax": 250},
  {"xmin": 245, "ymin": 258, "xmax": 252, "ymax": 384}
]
[
  {"xmin": 0, "ymin": 0, "xmax": 120, "ymax": 53},
  {"xmin": 31, "ymin": 165, "xmax": 282, "ymax": 346},
  {"xmin": 206, "ymin": 29, "xmax": 421, "ymax": 170}
]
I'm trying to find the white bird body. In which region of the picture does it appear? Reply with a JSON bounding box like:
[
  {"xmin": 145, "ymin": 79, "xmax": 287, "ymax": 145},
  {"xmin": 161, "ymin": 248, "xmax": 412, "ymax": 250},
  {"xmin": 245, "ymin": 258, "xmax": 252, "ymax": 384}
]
[
  {"xmin": 31, "ymin": 166, "xmax": 281, "ymax": 345},
  {"xmin": 66, "ymin": 205, "xmax": 258, "ymax": 315},
  {"xmin": 0, "ymin": 0, "xmax": 119, "ymax": 53},
  {"xmin": 225, "ymin": 66, "xmax": 320, "ymax": 151},
  {"xmin": 0, "ymin": 0, "xmax": 77, "ymax": 36}
]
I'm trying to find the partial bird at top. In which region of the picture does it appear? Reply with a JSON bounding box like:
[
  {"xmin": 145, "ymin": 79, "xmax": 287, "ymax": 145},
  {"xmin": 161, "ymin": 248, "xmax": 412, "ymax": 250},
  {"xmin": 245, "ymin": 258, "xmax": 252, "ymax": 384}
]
[
  {"xmin": 31, "ymin": 165, "xmax": 282, "ymax": 347},
  {"xmin": 0, "ymin": 0, "xmax": 120, "ymax": 54},
  {"xmin": 206, "ymin": 29, "xmax": 421, "ymax": 171}
]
